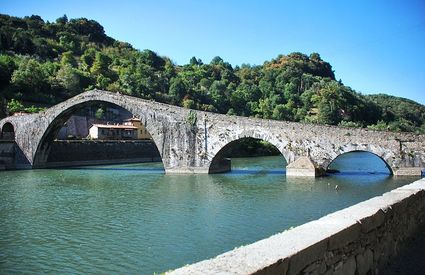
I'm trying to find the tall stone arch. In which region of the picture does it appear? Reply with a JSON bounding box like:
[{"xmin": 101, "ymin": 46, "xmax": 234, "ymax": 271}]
[{"xmin": 27, "ymin": 91, "xmax": 169, "ymax": 168}]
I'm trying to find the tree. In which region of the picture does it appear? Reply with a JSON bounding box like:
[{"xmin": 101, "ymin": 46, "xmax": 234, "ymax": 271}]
[
  {"xmin": 60, "ymin": 51, "xmax": 77, "ymax": 67},
  {"xmin": 12, "ymin": 31, "xmax": 35, "ymax": 54},
  {"xmin": 256, "ymin": 98, "xmax": 273, "ymax": 118},
  {"xmin": 56, "ymin": 14, "xmax": 68, "ymax": 25},
  {"xmin": 11, "ymin": 58, "xmax": 48, "ymax": 100},
  {"xmin": 54, "ymin": 64, "xmax": 80, "ymax": 96},
  {"xmin": 67, "ymin": 18, "xmax": 109, "ymax": 43},
  {"xmin": 182, "ymin": 98, "xmax": 196, "ymax": 109},
  {"xmin": 210, "ymin": 56, "xmax": 223, "ymax": 65},
  {"xmin": 209, "ymin": 80, "xmax": 228, "ymax": 113},
  {"xmin": 189, "ymin": 56, "xmax": 199, "ymax": 66},
  {"xmin": 230, "ymin": 88, "xmax": 248, "ymax": 115},
  {"xmin": 309, "ymin": 52, "xmax": 321, "ymax": 62},
  {"xmin": 90, "ymin": 51, "xmax": 112, "ymax": 76},
  {"xmin": 138, "ymin": 49, "xmax": 165, "ymax": 69},
  {"xmin": 169, "ymin": 77, "xmax": 186, "ymax": 105},
  {"xmin": 59, "ymin": 33, "xmax": 78, "ymax": 52},
  {"xmin": 0, "ymin": 54, "xmax": 17, "ymax": 90},
  {"xmin": 95, "ymin": 107, "xmax": 104, "ymax": 119},
  {"xmin": 80, "ymin": 48, "xmax": 97, "ymax": 71},
  {"xmin": 7, "ymin": 98, "xmax": 24, "ymax": 113},
  {"xmin": 272, "ymin": 104, "xmax": 292, "ymax": 120}
]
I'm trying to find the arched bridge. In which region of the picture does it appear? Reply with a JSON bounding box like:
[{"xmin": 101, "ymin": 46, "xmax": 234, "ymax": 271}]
[{"xmin": 1, "ymin": 90, "xmax": 424, "ymax": 176}]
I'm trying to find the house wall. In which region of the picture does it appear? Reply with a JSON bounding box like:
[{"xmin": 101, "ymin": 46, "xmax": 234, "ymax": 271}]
[{"xmin": 89, "ymin": 126, "xmax": 99, "ymax": 139}]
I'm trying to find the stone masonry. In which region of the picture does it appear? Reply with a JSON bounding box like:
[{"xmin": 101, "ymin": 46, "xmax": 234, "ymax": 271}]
[{"xmin": 0, "ymin": 90, "xmax": 424, "ymax": 176}]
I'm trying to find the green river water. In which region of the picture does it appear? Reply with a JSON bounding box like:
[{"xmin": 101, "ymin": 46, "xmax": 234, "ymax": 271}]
[{"xmin": 0, "ymin": 152, "xmax": 418, "ymax": 274}]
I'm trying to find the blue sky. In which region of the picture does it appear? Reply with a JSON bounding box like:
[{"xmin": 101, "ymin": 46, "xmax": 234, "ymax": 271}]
[{"xmin": 1, "ymin": 0, "xmax": 424, "ymax": 104}]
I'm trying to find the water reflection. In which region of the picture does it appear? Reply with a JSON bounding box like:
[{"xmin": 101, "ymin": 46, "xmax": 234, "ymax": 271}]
[{"xmin": 62, "ymin": 166, "xmax": 165, "ymax": 172}]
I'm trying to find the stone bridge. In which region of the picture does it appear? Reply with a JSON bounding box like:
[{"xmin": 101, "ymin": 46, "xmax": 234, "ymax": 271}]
[{"xmin": 0, "ymin": 90, "xmax": 424, "ymax": 176}]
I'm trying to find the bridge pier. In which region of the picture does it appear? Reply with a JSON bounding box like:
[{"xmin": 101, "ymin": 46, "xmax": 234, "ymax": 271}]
[
  {"xmin": 286, "ymin": 156, "xmax": 326, "ymax": 177},
  {"xmin": 393, "ymin": 167, "xmax": 424, "ymax": 177},
  {"xmin": 165, "ymin": 167, "xmax": 211, "ymax": 174}
]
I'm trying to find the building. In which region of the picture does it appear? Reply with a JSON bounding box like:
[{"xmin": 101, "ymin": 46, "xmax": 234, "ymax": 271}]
[
  {"xmin": 123, "ymin": 118, "xmax": 152, "ymax": 139},
  {"xmin": 88, "ymin": 117, "xmax": 152, "ymax": 140},
  {"xmin": 89, "ymin": 124, "xmax": 138, "ymax": 140}
]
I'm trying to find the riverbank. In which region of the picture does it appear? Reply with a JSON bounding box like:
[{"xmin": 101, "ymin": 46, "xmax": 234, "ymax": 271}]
[
  {"xmin": 47, "ymin": 139, "xmax": 162, "ymax": 167},
  {"xmin": 0, "ymin": 139, "xmax": 163, "ymax": 170}
]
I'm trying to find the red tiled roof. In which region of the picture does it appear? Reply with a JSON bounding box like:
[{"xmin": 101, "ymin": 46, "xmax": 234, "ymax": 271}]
[{"xmin": 124, "ymin": 118, "xmax": 141, "ymax": 122}]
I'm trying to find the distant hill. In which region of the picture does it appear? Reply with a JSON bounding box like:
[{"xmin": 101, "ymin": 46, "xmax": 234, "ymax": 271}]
[
  {"xmin": 0, "ymin": 14, "xmax": 424, "ymax": 133},
  {"xmin": 366, "ymin": 94, "xmax": 425, "ymax": 132}
]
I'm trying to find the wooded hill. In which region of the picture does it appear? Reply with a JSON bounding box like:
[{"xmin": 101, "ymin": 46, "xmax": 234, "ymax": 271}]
[{"xmin": 1, "ymin": 14, "xmax": 424, "ymax": 133}]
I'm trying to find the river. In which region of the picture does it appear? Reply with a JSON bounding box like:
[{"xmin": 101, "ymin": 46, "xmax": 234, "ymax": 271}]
[{"xmin": 0, "ymin": 152, "xmax": 417, "ymax": 274}]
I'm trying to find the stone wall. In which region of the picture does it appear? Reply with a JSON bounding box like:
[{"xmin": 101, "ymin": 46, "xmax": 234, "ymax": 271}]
[
  {"xmin": 168, "ymin": 178, "xmax": 425, "ymax": 275},
  {"xmin": 46, "ymin": 140, "xmax": 161, "ymax": 167},
  {"xmin": 0, "ymin": 141, "xmax": 31, "ymax": 169},
  {"xmin": 0, "ymin": 141, "xmax": 15, "ymax": 169}
]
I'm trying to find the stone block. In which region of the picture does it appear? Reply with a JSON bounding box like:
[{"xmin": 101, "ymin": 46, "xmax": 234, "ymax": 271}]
[
  {"xmin": 324, "ymin": 250, "xmax": 342, "ymax": 266},
  {"xmin": 394, "ymin": 167, "xmax": 423, "ymax": 177},
  {"xmin": 358, "ymin": 209, "xmax": 386, "ymax": 233},
  {"xmin": 333, "ymin": 257, "xmax": 356, "ymax": 275},
  {"xmin": 356, "ymin": 248, "xmax": 374, "ymax": 275},
  {"xmin": 328, "ymin": 223, "xmax": 361, "ymax": 250},
  {"xmin": 286, "ymin": 167, "xmax": 317, "ymax": 177},
  {"xmin": 287, "ymin": 238, "xmax": 328, "ymax": 275},
  {"xmin": 302, "ymin": 261, "xmax": 321, "ymax": 274}
]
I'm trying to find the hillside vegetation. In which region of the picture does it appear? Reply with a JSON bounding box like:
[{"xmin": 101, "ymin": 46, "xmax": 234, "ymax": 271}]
[{"xmin": 1, "ymin": 14, "xmax": 424, "ymax": 133}]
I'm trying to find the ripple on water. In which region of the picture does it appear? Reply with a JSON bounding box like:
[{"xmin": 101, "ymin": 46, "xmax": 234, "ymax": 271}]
[{"xmin": 0, "ymin": 155, "xmax": 416, "ymax": 274}]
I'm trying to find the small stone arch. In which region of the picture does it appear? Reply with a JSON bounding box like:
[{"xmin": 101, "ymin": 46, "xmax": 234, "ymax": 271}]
[
  {"xmin": 207, "ymin": 131, "xmax": 291, "ymax": 173},
  {"xmin": 1, "ymin": 122, "xmax": 15, "ymax": 141},
  {"xmin": 32, "ymin": 99, "xmax": 164, "ymax": 168},
  {"xmin": 325, "ymin": 149, "xmax": 394, "ymax": 175}
]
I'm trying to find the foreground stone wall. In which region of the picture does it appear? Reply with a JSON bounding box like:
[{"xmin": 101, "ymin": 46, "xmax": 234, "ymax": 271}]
[{"xmin": 169, "ymin": 178, "xmax": 425, "ymax": 275}]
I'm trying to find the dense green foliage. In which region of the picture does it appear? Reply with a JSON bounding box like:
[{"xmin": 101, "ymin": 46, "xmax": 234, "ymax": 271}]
[
  {"xmin": 366, "ymin": 94, "xmax": 425, "ymax": 133},
  {"xmin": 220, "ymin": 138, "xmax": 281, "ymax": 158},
  {"xmin": 0, "ymin": 14, "xmax": 424, "ymax": 133}
]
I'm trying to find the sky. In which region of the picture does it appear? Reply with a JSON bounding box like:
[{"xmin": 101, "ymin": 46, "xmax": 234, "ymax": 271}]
[{"xmin": 1, "ymin": 0, "xmax": 425, "ymax": 104}]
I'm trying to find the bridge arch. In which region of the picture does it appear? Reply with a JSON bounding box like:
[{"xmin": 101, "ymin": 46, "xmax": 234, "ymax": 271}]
[
  {"xmin": 1, "ymin": 122, "xmax": 15, "ymax": 141},
  {"xmin": 32, "ymin": 95, "xmax": 165, "ymax": 168},
  {"xmin": 207, "ymin": 130, "xmax": 291, "ymax": 173},
  {"xmin": 325, "ymin": 149, "xmax": 394, "ymax": 175}
]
